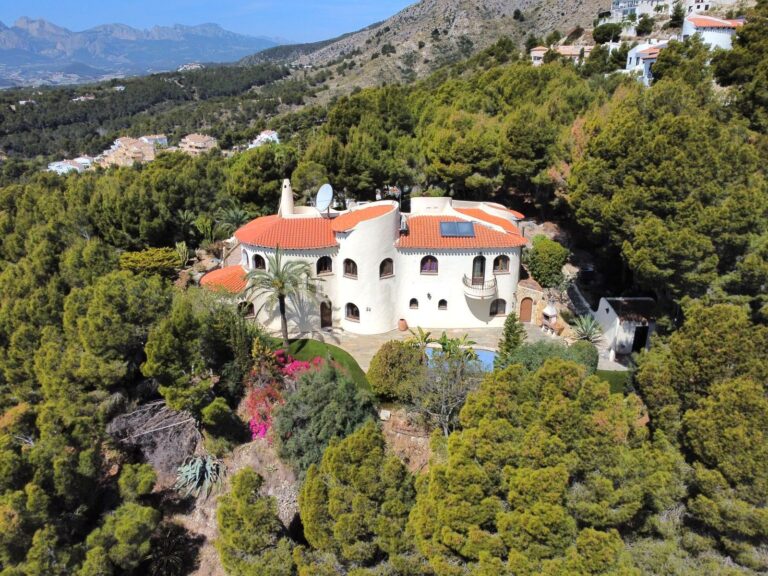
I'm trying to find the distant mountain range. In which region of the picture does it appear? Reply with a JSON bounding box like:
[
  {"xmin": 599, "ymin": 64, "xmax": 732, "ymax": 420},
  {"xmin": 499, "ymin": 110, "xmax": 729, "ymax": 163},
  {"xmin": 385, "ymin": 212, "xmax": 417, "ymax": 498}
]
[{"xmin": 0, "ymin": 17, "xmax": 279, "ymax": 86}]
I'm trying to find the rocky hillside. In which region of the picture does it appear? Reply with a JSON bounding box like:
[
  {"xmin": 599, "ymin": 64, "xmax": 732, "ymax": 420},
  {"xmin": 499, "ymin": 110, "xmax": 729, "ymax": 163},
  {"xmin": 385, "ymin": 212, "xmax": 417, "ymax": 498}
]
[{"xmin": 254, "ymin": 0, "xmax": 607, "ymax": 95}]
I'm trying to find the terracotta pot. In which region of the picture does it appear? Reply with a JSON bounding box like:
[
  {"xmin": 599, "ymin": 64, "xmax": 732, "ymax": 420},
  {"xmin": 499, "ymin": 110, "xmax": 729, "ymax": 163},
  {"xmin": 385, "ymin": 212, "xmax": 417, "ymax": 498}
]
[{"xmin": 398, "ymin": 318, "xmax": 408, "ymax": 331}]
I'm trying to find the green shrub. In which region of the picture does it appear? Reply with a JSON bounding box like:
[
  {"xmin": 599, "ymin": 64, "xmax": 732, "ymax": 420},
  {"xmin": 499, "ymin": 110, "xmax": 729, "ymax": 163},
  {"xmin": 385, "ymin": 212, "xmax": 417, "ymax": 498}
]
[
  {"xmin": 367, "ymin": 340, "xmax": 422, "ymax": 401},
  {"xmin": 215, "ymin": 469, "xmax": 294, "ymax": 576},
  {"xmin": 568, "ymin": 341, "xmax": 599, "ymax": 375},
  {"xmin": 118, "ymin": 463, "xmax": 156, "ymax": 502},
  {"xmin": 525, "ymin": 235, "xmax": 569, "ymax": 288},
  {"xmin": 508, "ymin": 340, "xmax": 598, "ymax": 374},
  {"xmin": 119, "ymin": 247, "xmax": 179, "ymax": 278},
  {"xmin": 274, "ymin": 365, "xmax": 375, "ymax": 474},
  {"xmin": 593, "ymin": 23, "xmax": 623, "ymax": 44}
]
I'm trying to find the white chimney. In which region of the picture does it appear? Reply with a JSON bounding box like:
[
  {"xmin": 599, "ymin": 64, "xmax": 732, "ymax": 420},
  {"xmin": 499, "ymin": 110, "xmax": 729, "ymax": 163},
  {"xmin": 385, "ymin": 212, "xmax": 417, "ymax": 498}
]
[{"xmin": 278, "ymin": 178, "xmax": 294, "ymax": 217}]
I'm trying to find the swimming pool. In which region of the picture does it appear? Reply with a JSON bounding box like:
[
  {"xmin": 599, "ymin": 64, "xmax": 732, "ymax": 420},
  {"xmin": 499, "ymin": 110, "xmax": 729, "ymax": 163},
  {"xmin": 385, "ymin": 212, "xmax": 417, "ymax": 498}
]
[{"xmin": 425, "ymin": 347, "xmax": 497, "ymax": 371}]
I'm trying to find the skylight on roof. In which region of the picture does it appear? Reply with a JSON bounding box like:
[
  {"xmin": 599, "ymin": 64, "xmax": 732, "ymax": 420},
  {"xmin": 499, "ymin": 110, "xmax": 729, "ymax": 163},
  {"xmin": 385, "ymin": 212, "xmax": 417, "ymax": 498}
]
[{"xmin": 440, "ymin": 221, "xmax": 475, "ymax": 237}]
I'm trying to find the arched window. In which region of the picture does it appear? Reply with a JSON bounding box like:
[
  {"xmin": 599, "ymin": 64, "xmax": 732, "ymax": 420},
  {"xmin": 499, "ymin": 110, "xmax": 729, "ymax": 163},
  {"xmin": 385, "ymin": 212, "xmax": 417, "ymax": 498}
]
[
  {"xmin": 472, "ymin": 255, "xmax": 486, "ymax": 284},
  {"xmin": 379, "ymin": 258, "xmax": 394, "ymax": 278},
  {"xmin": 317, "ymin": 256, "xmax": 333, "ymax": 275},
  {"xmin": 252, "ymin": 254, "xmax": 265, "ymax": 270},
  {"xmin": 345, "ymin": 303, "xmax": 360, "ymax": 321},
  {"xmin": 490, "ymin": 298, "xmax": 507, "ymax": 317},
  {"xmin": 343, "ymin": 259, "xmax": 358, "ymax": 278},
  {"xmin": 409, "ymin": 298, "xmax": 419, "ymax": 309},
  {"xmin": 438, "ymin": 299, "xmax": 448, "ymax": 310},
  {"xmin": 238, "ymin": 301, "xmax": 255, "ymax": 317},
  {"xmin": 493, "ymin": 255, "xmax": 510, "ymax": 274},
  {"xmin": 420, "ymin": 255, "xmax": 438, "ymax": 274}
]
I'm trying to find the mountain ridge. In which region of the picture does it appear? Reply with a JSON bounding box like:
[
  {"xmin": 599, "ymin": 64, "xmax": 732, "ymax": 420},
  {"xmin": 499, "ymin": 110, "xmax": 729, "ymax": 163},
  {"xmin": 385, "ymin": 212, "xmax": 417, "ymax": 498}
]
[
  {"xmin": 0, "ymin": 17, "xmax": 280, "ymax": 86},
  {"xmin": 242, "ymin": 0, "xmax": 606, "ymax": 101}
]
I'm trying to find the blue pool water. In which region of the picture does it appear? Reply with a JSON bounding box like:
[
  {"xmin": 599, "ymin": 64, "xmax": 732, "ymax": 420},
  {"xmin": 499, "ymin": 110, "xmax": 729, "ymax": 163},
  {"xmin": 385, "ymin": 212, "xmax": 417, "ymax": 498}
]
[
  {"xmin": 475, "ymin": 349, "xmax": 497, "ymax": 371},
  {"xmin": 425, "ymin": 347, "xmax": 497, "ymax": 371}
]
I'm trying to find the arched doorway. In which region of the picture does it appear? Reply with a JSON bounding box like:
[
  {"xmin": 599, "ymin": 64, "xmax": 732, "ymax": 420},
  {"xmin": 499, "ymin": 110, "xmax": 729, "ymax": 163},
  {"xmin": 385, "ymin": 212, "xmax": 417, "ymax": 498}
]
[
  {"xmin": 472, "ymin": 255, "xmax": 486, "ymax": 285},
  {"xmin": 520, "ymin": 297, "xmax": 533, "ymax": 323},
  {"xmin": 320, "ymin": 301, "xmax": 332, "ymax": 329}
]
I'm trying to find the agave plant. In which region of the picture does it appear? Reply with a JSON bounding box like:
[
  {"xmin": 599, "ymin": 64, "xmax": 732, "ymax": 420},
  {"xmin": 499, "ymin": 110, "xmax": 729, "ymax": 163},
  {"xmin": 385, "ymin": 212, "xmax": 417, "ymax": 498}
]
[
  {"xmin": 572, "ymin": 315, "xmax": 603, "ymax": 344},
  {"xmin": 174, "ymin": 455, "xmax": 224, "ymax": 499}
]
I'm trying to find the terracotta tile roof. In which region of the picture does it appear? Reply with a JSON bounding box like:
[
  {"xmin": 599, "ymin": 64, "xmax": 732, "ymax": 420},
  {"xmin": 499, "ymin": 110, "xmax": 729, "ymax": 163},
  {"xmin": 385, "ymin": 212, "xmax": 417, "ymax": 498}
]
[
  {"xmin": 331, "ymin": 204, "xmax": 395, "ymax": 232},
  {"xmin": 687, "ymin": 15, "xmax": 742, "ymax": 28},
  {"xmin": 455, "ymin": 208, "xmax": 521, "ymax": 234},
  {"xmin": 200, "ymin": 265, "xmax": 247, "ymax": 293},
  {"xmin": 235, "ymin": 215, "xmax": 337, "ymax": 249},
  {"xmin": 397, "ymin": 216, "xmax": 528, "ymax": 250}
]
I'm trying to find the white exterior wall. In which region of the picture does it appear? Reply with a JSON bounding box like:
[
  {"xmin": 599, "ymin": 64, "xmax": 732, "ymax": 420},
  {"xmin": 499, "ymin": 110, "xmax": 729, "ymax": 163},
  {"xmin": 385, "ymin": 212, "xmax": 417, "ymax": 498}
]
[
  {"xmin": 335, "ymin": 207, "xmax": 400, "ymax": 334},
  {"xmin": 396, "ymin": 249, "xmax": 522, "ymax": 330},
  {"xmin": 604, "ymin": 0, "xmax": 669, "ymax": 23},
  {"xmin": 593, "ymin": 298, "xmax": 621, "ymax": 350},
  {"xmin": 240, "ymin": 244, "xmax": 339, "ymax": 334},
  {"xmin": 682, "ymin": 20, "xmax": 736, "ymax": 49}
]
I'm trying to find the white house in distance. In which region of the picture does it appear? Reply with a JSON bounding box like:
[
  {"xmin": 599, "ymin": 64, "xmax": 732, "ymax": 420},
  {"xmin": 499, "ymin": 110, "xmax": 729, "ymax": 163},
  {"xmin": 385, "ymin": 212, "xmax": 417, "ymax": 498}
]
[
  {"xmin": 248, "ymin": 130, "xmax": 280, "ymax": 149},
  {"xmin": 682, "ymin": 14, "xmax": 744, "ymax": 49},
  {"xmin": 625, "ymin": 40, "xmax": 669, "ymax": 85},
  {"xmin": 593, "ymin": 297, "xmax": 656, "ymax": 358},
  {"xmin": 201, "ymin": 180, "xmax": 531, "ymax": 335}
]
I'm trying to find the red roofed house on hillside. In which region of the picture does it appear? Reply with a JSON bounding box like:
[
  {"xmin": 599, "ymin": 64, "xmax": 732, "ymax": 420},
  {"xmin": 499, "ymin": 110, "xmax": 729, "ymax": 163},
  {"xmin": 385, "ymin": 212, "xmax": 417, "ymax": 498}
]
[
  {"xmin": 682, "ymin": 14, "xmax": 744, "ymax": 50},
  {"xmin": 201, "ymin": 179, "xmax": 530, "ymax": 335}
]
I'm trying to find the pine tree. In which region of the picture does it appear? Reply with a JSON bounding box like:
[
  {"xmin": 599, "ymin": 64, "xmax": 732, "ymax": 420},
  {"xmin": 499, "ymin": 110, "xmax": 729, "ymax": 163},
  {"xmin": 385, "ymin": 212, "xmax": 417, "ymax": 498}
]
[
  {"xmin": 495, "ymin": 312, "xmax": 526, "ymax": 370},
  {"xmin": 215, "ymin": 469, "xmax": 294, "ymax": 576}
]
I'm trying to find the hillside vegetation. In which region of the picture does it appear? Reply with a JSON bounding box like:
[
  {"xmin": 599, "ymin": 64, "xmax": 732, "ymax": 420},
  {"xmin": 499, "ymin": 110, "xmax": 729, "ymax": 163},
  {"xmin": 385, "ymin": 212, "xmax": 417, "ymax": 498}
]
[{"xmin": 0, "ymin": 1, "xmax": 766, "ymax": 574}]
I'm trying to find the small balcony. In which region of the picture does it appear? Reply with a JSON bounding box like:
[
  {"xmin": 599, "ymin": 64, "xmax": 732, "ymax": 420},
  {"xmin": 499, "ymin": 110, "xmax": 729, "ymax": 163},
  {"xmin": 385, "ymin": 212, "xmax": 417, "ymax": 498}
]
[{"xmin": 462, "ymin": 275, "xmax": 497, "ymax": 299}]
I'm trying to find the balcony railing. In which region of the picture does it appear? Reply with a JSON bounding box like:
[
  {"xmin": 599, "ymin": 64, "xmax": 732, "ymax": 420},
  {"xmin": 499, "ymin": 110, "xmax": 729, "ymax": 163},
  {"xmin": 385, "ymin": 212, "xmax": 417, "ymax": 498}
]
[{"xmin": 462, "ymin": 275, "xmax": 497, "ymax": 299}]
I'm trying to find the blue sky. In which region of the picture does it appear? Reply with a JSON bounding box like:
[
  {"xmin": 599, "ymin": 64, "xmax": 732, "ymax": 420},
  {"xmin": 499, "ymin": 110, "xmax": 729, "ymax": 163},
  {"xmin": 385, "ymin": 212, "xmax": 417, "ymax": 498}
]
[{"xmin": 0, "ymin": 0, "xmax": 415, "ymax": 42}]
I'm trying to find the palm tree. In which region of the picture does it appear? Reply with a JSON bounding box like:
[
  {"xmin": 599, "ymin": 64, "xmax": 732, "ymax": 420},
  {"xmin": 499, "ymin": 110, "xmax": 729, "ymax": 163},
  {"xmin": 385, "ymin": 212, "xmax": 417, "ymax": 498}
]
[
  {"xmin": 216, "ymin": 206, "xmax": 251, "ymax": 236},
  {"xmin": 244, "ymin": 247, "xmax": 317, "ymax": 348},
  {"xmin": 407, "ymin": 327, "xmax": 434, "ymax": 362}
]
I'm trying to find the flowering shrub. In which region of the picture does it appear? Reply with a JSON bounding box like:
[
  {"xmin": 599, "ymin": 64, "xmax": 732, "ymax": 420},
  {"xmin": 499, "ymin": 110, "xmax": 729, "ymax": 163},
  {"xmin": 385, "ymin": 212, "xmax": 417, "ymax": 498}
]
[
  {"xmin": 274, "ymin": 350, "xmax": 323, "ymax": 378},
  {"xmin": 245, "ymin": 383, "xmax": 283, "ymax": 440},
  {"xmin": 243, "ymin": 351, "xmax": 324, "ymax": 440}
]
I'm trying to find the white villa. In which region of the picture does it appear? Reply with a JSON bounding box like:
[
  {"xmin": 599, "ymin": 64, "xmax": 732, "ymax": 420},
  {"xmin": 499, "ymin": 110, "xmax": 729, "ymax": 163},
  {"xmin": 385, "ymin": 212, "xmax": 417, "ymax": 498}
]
[
  {"xmin": 602, "ymin": 0, "xmax": 742, "ymax": 23},
  {"xmin": 682, "ymin": 14, "xmax": 744, "ymax": 49},
  {"xmin": 201, "ymin": 180, "xmax": 533, "ymax": 335},
  {"xmin": 625, "ymin": 40, "xmax": 669, "ymax": 85},
  {"xmin": 248, "ymin": 130, "xmax": 280, "ymax": 149}
]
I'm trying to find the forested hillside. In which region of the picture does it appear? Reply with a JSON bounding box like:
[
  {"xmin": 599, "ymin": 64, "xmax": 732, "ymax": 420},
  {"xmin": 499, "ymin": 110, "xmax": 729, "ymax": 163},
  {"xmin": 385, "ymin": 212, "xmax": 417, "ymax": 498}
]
[
  {"xmin": 0, "ymin": 1, "xmax": 766, "ymax": 574},
  {"xmin": 0, "ymin": 63, "xmax": 316, "ymax": 159}
]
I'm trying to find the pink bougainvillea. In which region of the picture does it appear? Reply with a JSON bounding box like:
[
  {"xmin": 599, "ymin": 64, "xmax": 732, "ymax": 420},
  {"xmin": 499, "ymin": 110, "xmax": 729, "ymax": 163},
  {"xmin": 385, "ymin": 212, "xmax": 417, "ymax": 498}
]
[
  {"xmin": 273, "ymin": 350, "xmax": 324, "ymax": 378},
  {"xmin": 244, "ymin": 352, "xmax": 325, "ymax": 440},
  {"xmin": 245, "ymin": 383, "xmax": 283, "ymax": 440}
]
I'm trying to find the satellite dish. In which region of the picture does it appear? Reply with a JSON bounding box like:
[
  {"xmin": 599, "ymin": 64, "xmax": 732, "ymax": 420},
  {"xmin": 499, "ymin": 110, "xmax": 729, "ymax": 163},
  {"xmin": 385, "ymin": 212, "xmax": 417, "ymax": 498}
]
[{"xmin": 316, "ymin": 184, "xmax": 333, "ymax": 212}]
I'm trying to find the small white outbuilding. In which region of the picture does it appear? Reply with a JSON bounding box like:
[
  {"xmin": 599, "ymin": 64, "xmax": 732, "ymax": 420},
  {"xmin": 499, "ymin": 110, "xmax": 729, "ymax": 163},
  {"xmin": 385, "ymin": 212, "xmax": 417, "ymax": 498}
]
[{"xmin": 593, "ymin": 297, "xmax": 656, "ymax": 357}]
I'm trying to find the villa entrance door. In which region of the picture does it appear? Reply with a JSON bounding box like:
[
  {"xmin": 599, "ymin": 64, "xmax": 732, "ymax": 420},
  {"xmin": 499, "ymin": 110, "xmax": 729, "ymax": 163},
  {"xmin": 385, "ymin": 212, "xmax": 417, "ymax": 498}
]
[
  {"xmin": 320, "ymin": 301, "xmax": 333, "ymax": 329},
  {"xmin": 520, "ymin": 298, "xmax": 533, "ymax": 323},
  {"xmin": 472, "ymin": 256, "xmax": 486, "ymax": 285}
]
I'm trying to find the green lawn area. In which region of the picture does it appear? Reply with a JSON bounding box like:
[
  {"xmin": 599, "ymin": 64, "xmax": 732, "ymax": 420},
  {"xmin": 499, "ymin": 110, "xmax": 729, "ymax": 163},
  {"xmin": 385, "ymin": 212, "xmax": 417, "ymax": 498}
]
[
  {"xmin": 270, "ymin": 338, "xmax": 370, "ymax": 391},
  {"xmin": 596, "ymin": 369, "xmax": 632, "ymax": 394}
]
